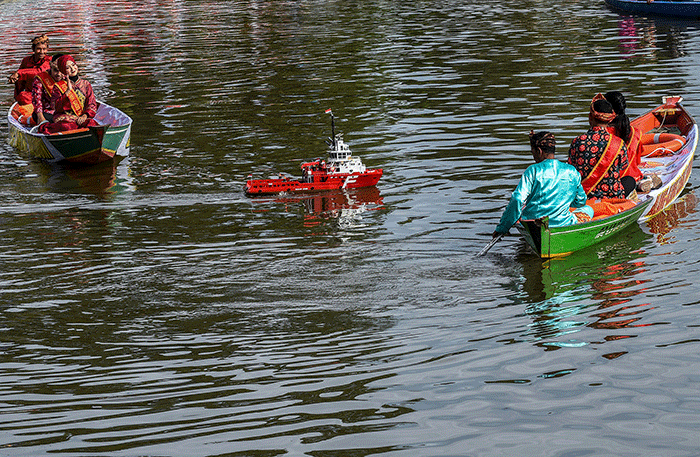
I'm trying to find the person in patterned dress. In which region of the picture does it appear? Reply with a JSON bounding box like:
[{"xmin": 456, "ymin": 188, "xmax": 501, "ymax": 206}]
[{"xmin": 567, "ymin": 94, "xmax": 636, "ymax": 199}]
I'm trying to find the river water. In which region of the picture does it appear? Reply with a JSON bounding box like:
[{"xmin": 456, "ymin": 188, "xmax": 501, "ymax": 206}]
[{"xmin": 1, "ymin": 0, "xmax": 700, "ymax": 455}]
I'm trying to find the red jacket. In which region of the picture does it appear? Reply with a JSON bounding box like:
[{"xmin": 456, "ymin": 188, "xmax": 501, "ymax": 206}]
[{"xmin": 14, "ymin": 54, "xmax": 51, "ymax": 103}]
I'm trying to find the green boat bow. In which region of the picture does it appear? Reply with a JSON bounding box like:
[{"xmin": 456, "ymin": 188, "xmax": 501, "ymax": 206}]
[{"xmin": 516, "ymin": 196, "xmax": 653, "ymax": 258}]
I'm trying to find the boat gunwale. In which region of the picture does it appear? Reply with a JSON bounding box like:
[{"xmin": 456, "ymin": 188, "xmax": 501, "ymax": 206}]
[
  {"xmin": 636, "ymin": 102, "xmax": 697, "ymax": 220},
  {"xmin": 516, "ymin": 195, "xmax": 654, "ymax": 257}
]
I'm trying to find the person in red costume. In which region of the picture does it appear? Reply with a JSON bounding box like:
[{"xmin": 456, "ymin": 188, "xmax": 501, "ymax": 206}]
[
  {"xmin": 567, "ymin": 94, "xmax": 634, "ymax": 199},
  {"xmin": 31, "ymin": 54, "xmax": 65, "ymax": 125},
  {"xmin": 7, "ymin": 34, "xmax": 51, "ymax": 105},
  {"xmin": 39, "ymin": 55, "xmax": 99, "ymax": 135}
]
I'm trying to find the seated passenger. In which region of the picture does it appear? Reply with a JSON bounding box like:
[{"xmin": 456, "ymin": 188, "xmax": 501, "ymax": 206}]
[
  {"xmin": 7, "ymin": 34, "xmax": 51, "ymax": 105},
  {"xmin": 38, "ymin": 55, "xmax": 99, "ymax": 135},
  {"xmin": 604, "ymin": 91, "xmax": 642, "ymax": 181},
  {"xmin": 604, "ymin": 91, "xmax": 661, "ymax": 192},
  {"xmin": 31, "ymin": 54, "xmax": 65, "ymax": 125},
  {"xmin": 492, "ymin": 131, "xmax": 594, "ymax": 238},
  {"xmin": 567, "ymin": 94, "xmax": 635, "ymax": 199}
]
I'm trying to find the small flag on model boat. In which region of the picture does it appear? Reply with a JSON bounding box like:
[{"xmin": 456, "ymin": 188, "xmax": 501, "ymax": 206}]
[{"xmin": 325, "ymin": 108, "xmax": 332, "ymax": 114}]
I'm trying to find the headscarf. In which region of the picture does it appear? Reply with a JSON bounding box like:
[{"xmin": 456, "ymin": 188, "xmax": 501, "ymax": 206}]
[
  {"xmin": 590, "ymin": 93, "xmax": 617, "ymax": 123},
  {"xmin": 31, "ymin": 34, "xmax": 49, "ymax": 50},
  {"xmin": 57, "ymin": 55, "xmax": 76, "ymax": 74},
  {"xmin": 529, "ymin": 130, "xmax": 556, "ymax": 151}
]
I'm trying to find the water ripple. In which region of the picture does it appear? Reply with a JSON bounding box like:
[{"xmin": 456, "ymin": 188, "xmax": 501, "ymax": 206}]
[{"xmin": 1, "ymin": 0, "xmax": 700, "ymax": 455}]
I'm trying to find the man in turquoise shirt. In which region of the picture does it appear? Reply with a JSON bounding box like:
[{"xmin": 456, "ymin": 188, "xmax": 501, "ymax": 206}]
[{"xmin": 493, "ymin": 131, "xmax": 593, "ymax": 237}]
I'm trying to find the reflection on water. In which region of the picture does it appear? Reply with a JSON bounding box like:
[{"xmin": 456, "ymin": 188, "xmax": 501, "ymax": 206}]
[
  {"xmin": 517, "ymin": 188, "xmax": 698, "ymax": 357},
  {"xmin": 520, "ymin": 224, "xmax": 653, "ymax": 350},
  {"xmin": 35, "ymin": 157, "xmax": 136, "ymax": 197},
  {"xmin": 249, "ymin": 186, "xmax": 384, "ymax": 229},
  {"xmin": 615, "ymin": 13, "xmax": 696, "ymax": 58},
  {"xmin": 618, "ymin": 16, "xmax": 641, "ymax": 56},
  {"xmin": 646, "ymin": 190, "xmax": 698, "ymax": 243}
]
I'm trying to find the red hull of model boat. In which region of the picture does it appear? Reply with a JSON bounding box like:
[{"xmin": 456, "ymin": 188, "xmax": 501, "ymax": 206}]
[{"xmin": 245, "ymin": 169, "xmax": 382, "ymax": 195}]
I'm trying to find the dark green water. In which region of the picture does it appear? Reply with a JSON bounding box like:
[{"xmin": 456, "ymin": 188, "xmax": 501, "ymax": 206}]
[{"xmin": 1, "ymin": 1, "xmax": 700, "ymax": 455}]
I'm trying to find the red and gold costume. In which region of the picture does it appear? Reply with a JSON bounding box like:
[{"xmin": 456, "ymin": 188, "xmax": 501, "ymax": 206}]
[
  {"xmin": 31, "ymin": 71, "xmax": 64, "ymax": 121},
  {"xmin": 52, "ymin": 78, "xmax": 97, "ymax": 122},
  {"xmin": 13, "ymin": 54, "xmax": 50, "ymax": 105},
  {"xmin": 568, "ymin": 126, "xmax": 629, "ymax": 199},
  {"xmin": 38, "ymin": 56, "xmax": 99, "ymax": 135},
  {"xmin": 608, "ymin": 124, "xmax": 643, "ymax": 181}
]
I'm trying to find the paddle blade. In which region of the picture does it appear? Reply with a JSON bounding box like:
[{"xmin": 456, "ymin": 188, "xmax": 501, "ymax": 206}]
[{"xmin": 477, "ymin": 234, "xmax": 504, "ymax": 257}]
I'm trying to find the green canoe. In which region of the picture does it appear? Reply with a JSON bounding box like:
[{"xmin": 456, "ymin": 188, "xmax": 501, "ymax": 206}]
[{"xmin": 515, "ymin": 195, "xmax": 653, "ymax": 258}]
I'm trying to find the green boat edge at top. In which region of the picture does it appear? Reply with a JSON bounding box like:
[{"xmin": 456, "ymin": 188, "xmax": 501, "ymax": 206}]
[{"xmin": 515, "ymin": 196, "xmax": 654, "ymax": 258}]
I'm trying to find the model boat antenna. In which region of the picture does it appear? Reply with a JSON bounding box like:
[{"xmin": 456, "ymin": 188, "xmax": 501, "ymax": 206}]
[{"xmin": 326, "ymin": 108, "xmax": 336, "ymax": 148}]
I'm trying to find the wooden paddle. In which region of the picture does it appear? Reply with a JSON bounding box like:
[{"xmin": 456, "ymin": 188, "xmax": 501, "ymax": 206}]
[{"xmin": 477, "ymin": 233, "xmax": 504, "ymax": 257}]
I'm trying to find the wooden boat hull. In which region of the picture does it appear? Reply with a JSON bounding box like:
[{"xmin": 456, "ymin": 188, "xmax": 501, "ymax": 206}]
[
  {"xmin": 516, "ymin": 196, "xmax": 653, "ymax": 258},
  {"xmin": 7, "ymin": 102, "xmax": 132, "ymax": 164},
  {"xmin": 605, "ymin": 0, "xmax": 700, "ymax": 17},
  {"xmin": 633, "ymin": 97, "xmax": 697, "ymax": 220},
  {"xmin": 245, "ymin": 169, "xmax": 382, "ymax": 195}
]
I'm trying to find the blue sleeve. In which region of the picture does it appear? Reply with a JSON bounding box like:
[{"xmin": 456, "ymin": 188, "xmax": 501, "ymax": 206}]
[
  {"xmin": 495, "ymin": 168, "xmax": 533, "ymax": 234},
  {"xmin": 571, "ymin": 173, "xmax": 587, "ymax": 208}
]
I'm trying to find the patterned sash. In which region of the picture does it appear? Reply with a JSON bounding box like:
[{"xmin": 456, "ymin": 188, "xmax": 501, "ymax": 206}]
[
  {"xmin": 60, "ymin": 81, "xmax": 86, "ymax": 117},
  {"xmin": 581, "ymin": 133, "xmax": 624, "ymax": 194},
  {"xmin": 36, "ymin": 72, "xmax": 56, "ymax": 97}
]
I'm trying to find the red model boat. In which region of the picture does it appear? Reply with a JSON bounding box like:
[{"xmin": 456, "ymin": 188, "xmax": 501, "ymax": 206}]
[{"xmin": 245, "ymin": 111, "xmax": 383, "ymax": 195}]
